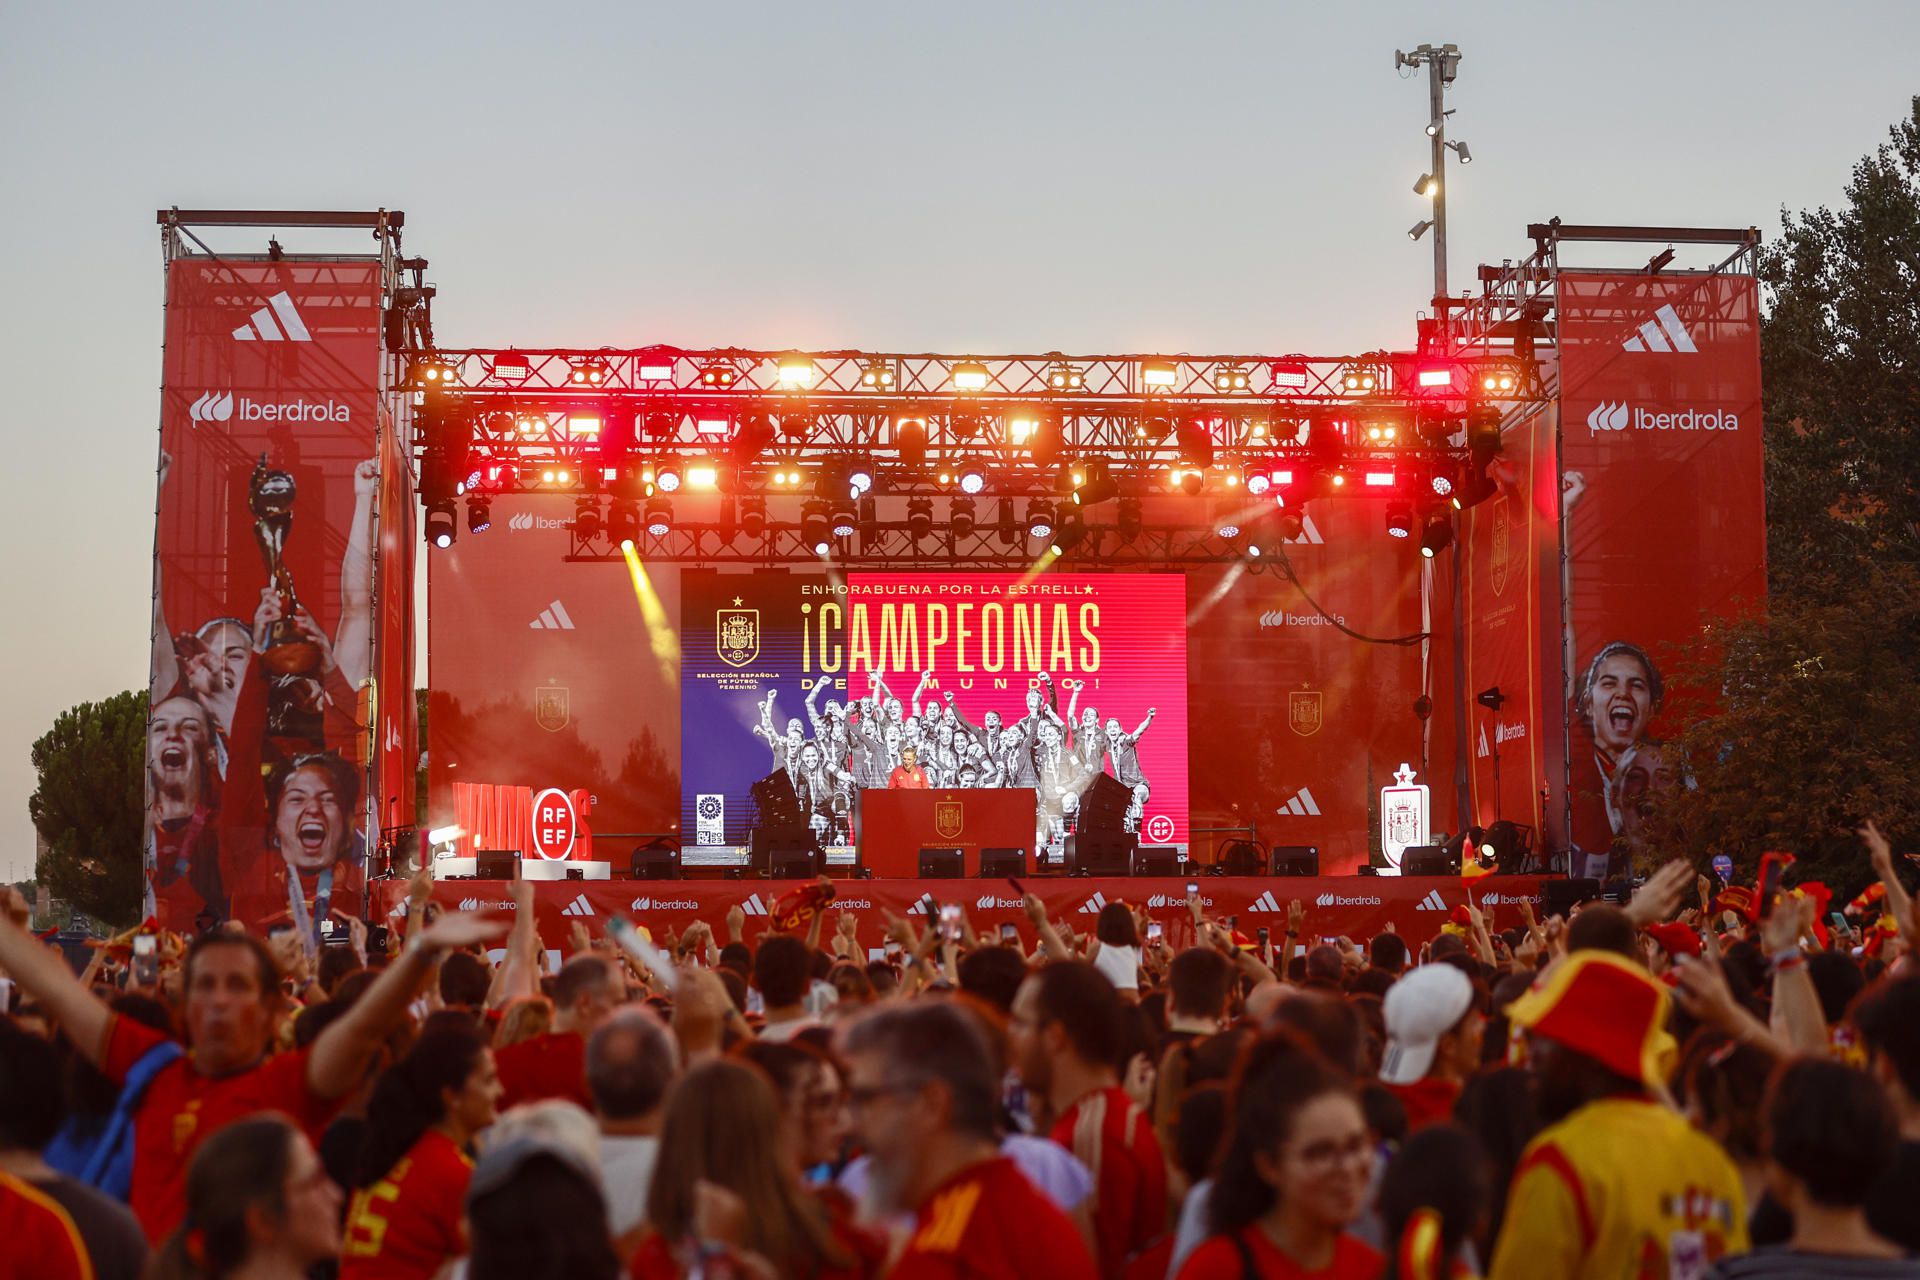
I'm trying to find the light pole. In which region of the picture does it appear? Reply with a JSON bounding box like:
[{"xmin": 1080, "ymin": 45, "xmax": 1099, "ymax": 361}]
[{"xmin": 1396, "ymin": 43, "xmax": 1463, "ymax": 303}]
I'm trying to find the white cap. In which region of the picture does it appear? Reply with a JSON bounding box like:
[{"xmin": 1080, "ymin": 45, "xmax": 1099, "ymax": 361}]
[{"xmin": 1379, "ymin": 963, "xmax": 1474, "ymax": 1085}]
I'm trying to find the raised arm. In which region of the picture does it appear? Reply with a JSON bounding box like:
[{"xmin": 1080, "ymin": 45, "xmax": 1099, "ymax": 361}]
[
  {"xmin": 1861, "ymin": 821, "xmax": 1919, "ymax": 952},
  {"xmin": 489, "ymin": 878, "xmax": 539, "ymax": 1009},
  {"xmin": 0, "ymin": 888, "xmax": 111, "ymax": 1065},
  {"xmin": 911, "ymin": 670, "xmax": 933, "ymax": 712},
  {"xmin": 1063, "ymin": 681, "xmax": 1082, "ymax": 730},
  {"xmin": 1131, "ymin": 707, "xmax": 1157, "ymax": 741},
  {"xmin": 804, "ymin": 676, "xmax": 828, "ymax": 736},
  {"xmin": 332, "ymin": 458, "xmax": 378, "ymax": 690}
]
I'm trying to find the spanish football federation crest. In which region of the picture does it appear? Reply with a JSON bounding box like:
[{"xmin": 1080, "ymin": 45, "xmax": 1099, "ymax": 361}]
[
  {"xmin": 1490, "ymin": 498, "xmax": 1511, "ymax": 597},
  {"xmin": 717, "ymin": 602, "xmax": 759, "ymax": 668},
  {"xmin": 534, "ymin": 685, "xmax": 570, "ymax": 732},
  {"xmin": 1288, "ymin": 688, "xmax": 1323, "ymax": 738},
  {"xmin": 934, "ymin": 798, "xmax": 965, "ymax": 840}
]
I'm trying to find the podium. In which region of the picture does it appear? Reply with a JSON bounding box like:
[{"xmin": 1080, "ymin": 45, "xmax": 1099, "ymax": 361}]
[{"xmin": 858, "ymin": 788, "xmax": 1035, "ymax": 878}]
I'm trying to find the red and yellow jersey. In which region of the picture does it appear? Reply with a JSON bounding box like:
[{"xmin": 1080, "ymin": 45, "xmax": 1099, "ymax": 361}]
[
  {"xmin": 1051, "ymin": 1086, "xmax": 1167, "ymax": 1279},
  {"xmin": 340, "ymin": 1130, "xmax": 472, "ymax": 1280},
  {"xmin": 1488, "ymin": 1097, "xmax": 1746, "ymax": 1280},
  {"xmin": 888, "ymin": 1156, "xmax": 1097, "ymax": 1280},
  {"xmin": 0, "ymin": 1171, "xmax": 93, "ymax": 1280},
  {"xmin": 493, "ymin": 1030, "xmax": 590, "ymax": 1110},
  {"xmin": 1174, "ymin": 1228, "xmax": 1382, "ymax": 1280}
]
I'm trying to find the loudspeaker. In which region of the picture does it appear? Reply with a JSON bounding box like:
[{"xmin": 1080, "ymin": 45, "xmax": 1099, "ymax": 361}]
[
  {"xmin": 1219, "ymin": 840, "xmax": 1267, "ymax": 877},
  {"xmin": 476, "ymin": 850, "xmax": 518, "ymax": 880},
  {"xmin": 1545, "ymin": 877, "xmax": 1602, "ymax": 917},
  {"xmin": 919, "ymin": 847, "xmax": 965, "ymax": 878},
  {"xmin": 750, "ymin": 770, "xmax": 807, "ymax": 835},
  {"xmin": 1133, "ymin": 846, "xmax": 1181, "ymax": 877},
  {"xmin": 979, "ymin": 847, "xmax": 1026, "ymax": 878},
  {"xmin": 1076, "ymin": 773, "xmax": 1133, "ymax": 834},
  {"xmin": 565, "ymin": 867, "xmax": 584, "ymax": 881},
  {"xmin": 1402, "ymin": 844, "xmax": 1457, "ymax": 876},
  {"xmin": 1271, "ymin": 845, "xmax": 1319, "ymax": 877},
  {"xmin": 768, "ymin": 844, "xmax": 821, "ymax": 879},
  {"xmin": 1069, "ymin": 830, "xmax": 1136, "ymax": 876},
  {"xmin": 629, "ymin": 844, "xmax": 681, "ymax": 880}
]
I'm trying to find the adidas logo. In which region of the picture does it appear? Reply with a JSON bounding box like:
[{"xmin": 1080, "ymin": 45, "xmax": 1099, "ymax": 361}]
[
  {"xmin": 739, "ymin": 893, "xmax": 769, "ymax": 917},
  {"xmin": 232, "ymin": 290, "xmax": 313, "ymax": 342},
  {"xmin": 1276, "ymin": 788, "xmax": 1321, "ymax": 817},
  {"xmin": 1288, "ymin": 512, "xmax": 1325, "ymax": 545},
  {"xmin": 1477, "ymin": 726, "xmax": 1490, "ymax": 758},
  {"xmin": 508, "ymin": 512, "xmax": 535, "ymax": 532},
  {"xmin": 1077, "ymin": 891, "xmax": 1111, "ymax": 914},
  {"xmin": 188, "ymin": 391, "xmax": 234, "ymax": 423},
  {"xmin": 529, "ymin": 600, "xmax": 576, "ymax": 630},
  {"xmin": 1415, "ymin": 890, "xmax": 1448, "ymax": 912},
  {"xmin": 1248, "ymin": 890, "xmax": 1285, "ymax": 913},
  {"xmin": 629, "ymin": 897, "xmax": 700, "ymax": 911},
  {"xmin": 561, "ymin": 894, "xmax": 595, "ymax": 917},
  {"xmin": 1586, "ymin": 401, "xmax": 1630, "ymax": 432},
  {"xmin": 1315, "ymin": 891, "xmax": 1383, "ymax": 907},
  {"xmin": 1620, "ymin": 303, "xmax": 1697, "ymax": 355},
  {"xmin": 386, "ymin": 898, "xmax": 411, "ymax": 919}
]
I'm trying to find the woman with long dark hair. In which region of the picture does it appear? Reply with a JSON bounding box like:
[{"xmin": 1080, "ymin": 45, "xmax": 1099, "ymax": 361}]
[
  {"xmin": 149, "ymin": 1114, "xmax": 341, "ymax": 1280},
  {"xmin": 1174, "ymin": 1032, "xmax": 1382, "ymax": 1280},
  {"xmin": 339, "ymin": 1027, "xmax": 500, "ymax": 1279},
  {"xmin": 1377, "ymin": 1125, "xmax": 1491, "ymax": 1280},
  {"xmin": 630, "ymin": 1059, "xmax": 881, "ymax": 1279}
]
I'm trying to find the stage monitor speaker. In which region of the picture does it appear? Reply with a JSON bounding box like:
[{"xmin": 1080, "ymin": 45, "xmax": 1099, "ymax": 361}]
[
  {"xmin": 1271, "ymin": 845, "xmax": 1319, "ymax": 877},
  {"xmin": 475, "ymin": 850, "xmax": 518, "ymax": 880},
  {"xmin": 1076, "ymin": 774, "xmax": 1133, "ymax": 835},
  {"xmin": 979, "ymin": 847, "xmax": 1026, "ymax": 878},
  {"xmin": 750, "ymin": 770, "xmax": 806, "ymax": 835},
  {"xmin": 1401, "ymin": 845, "xmax": 1457, "ymax": 876},
  {"xmin": 919, "ymin": 847, "xmax": 965, "ymax": 879},
  {"xmin": 768, "ymin": 844, "xmax": 821, "ymax": 879},
  {"xmin": 1069, "ymin": 830, "xmax": 1136, "ymax": 877},
  {"xmin": 1133, "ymin": 846, "xmax": 1181, "ymax": 877},
  {"xmin": 1219, "ymin": 840, "xmax": 1267, "ymax": 877},
  {"xmin": 1545, "ymin": 878, "xmax": 1602, "ymax": 917},
  {"xmin": 629, "ymin": 844, "xmax": 681, "ymax": 880}
]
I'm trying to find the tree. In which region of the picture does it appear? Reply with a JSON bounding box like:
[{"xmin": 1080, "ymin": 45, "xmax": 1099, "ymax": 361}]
[
  {"xmin": 28, "ymin": 690, "xmax": 145, "ymax": 927},
  {"xmin": 1760, "ymin": 96, "xmax": 1920, "ymax": 600}
]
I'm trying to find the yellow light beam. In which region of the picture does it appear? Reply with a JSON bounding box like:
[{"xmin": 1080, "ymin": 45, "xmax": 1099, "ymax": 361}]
[{"xmin": 622, "ymin": 542, "xmax": 681, "ymax": 685}]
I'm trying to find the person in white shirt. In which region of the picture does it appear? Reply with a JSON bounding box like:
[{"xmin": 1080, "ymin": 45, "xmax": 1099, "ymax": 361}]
[{"xmin": 586, "ymin": 1007, "xmax": 677, "ymax": 1243}]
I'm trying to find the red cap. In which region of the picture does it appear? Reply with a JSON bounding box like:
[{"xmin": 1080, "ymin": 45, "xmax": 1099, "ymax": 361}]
[
  {"xmin": 1644, "ymin": 922, "xmax": 1702, "ymax": 958},
  {"xmin": 1507, "ymin": 952, "xmax": 1675, "ymax": 1088}
]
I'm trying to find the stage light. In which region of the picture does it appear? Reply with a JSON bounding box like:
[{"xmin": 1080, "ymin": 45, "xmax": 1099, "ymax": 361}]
[
  {"xmin": 1329, "ymin": 473, "xmax": 1347, "ymax": 488},
  {"xmin": 637, "ymin": 352, "xmax": 675, "ymax": 382},
  {"xmin": 1385, "ymin": 504, "xmax": 1414, "ymax": 539},
  {"xmin": 1116, "ymin": 496, "xmax": 1143, "ymax": 541},
  {"xmin": 698, "ymin": 362, "xmax": 738, "ymax": 388},
  {"xmin": 574, "ymin": 498, "xmax": 602, "ymax": 539},
  {"xmin": 1141, "ymin": 358, "xmax": 1178, "ymax": 388},
  {"xmin": 1425, "ymin": 121, "xmax": 1440, "ymax": 137},
  {"xmin": 642, "ymin": 408, "xmax": 679, "ymax": 438},
  {"xmin": 569, "ymin": 357, "xmax": 610, "ymax": 386},
  {"xmin": 1026, "ymin": 499, "xmax": 1055, "ymax": 541},
  {"xmin": 1420, "ymin": 515, "xmax": 1454, "ymax": 558},
  {"xmin": 906, "ymin": 497, "xmax": 934, "ymax": 539},
  {"xmin": 1006, "ymin": 408, "xmax": 1036, "ymax": 445},
  {"xmin": 1213, "ymin": 502, "xmax": 1243, "ymax": 540},
  {"xmin": 1409, "ymin": 219, "xmax": 1433, "ymax": 241},
  {"xmin": 830, "ymin": 503, "xmax": 857, "ymax": 539},
  {"xmin": 1176, "ymin": 417, "xmax": 1216, "ymax": 468},
  {"xmin": 1478, "ymin": 366, "xmax": 1520, "ymax": 396},
  {"xmin": 1416, "ymin": 366, "xmax": 1453, "ymax": 388},
  {"xmin": 1430, "ymin": 473, "xmax": 1455, "ymax": 497},
  {"xmin": 1247, "ymin": 417, "xmax": 1271, "ymax": 441},
  {"xmin": 1273, "ymin": 469, "xmax": 1295, "ymax": 487},
  {"xmin": 951, "ymin": 413, "xmax": 985, "ymax": 442},
  {"xmin": 776, "ymin": 354, "xmax": 816, "ymax": 388},
  {"xmin": 1072, "ymin": 457, "xmax": 1118, "ymax": 506},
  {"xmin": 1025, "ymin": 411, "xmax": 1064, "ymax": 466},
  {"xmin": 1177, "ymin": 469, "xmax": 1204, "ymax": 496},
  {"xmin": 1051, "ymin": 507, "xmax": 1087, "ymax": 554},
  {"xmin": 514, "ymin": 412, "xmax": 544, "ymax": 436},
  {"xmin": 950, "ymin": 497, "xmax": 977, "ymax": 538},
  {"xmin": 489, "ymin": 353, "xmax": 529, "ymax": 381},
  {"xmin": 538, "ymin": 466, "xmax": 575, "ymax": 487},
  {"xmin": 1270, "ymin": 361, "xmax": 1311, "ymax": 390},
  {"xmin": 1274, "ymin": 507, "xmax": 1305, "ymax": 542},
  {"xmin": 952, "ymin": 361, "xmax": 990, "ymax": 392},
  {"xmin": 893, "ymin": 414, "xmax": 928, "ymax": 468},
  {"xmin": 410, "ymin": 357, "xmax": 459, "ymax": 386},
  {"xmin": 1414, "ymin": 173, "xmax": 1439, "ymax": 197},
  {"xmin": 739, "ymin": 498, "xmax": 767, "ymax": 538},
  {"xmin": 655, "ymin": 464, "xmax": 682, "ymax": 494},
  {"xmin": 1341, "ymin": 366, "xmax": 1379, "ymax": 394},
  {"xmin": 1449, "ymin": 139, "xmax": 1472, "ymax": 164},
  {"xmin": 1137, "ymin": 415, "xmax": 1173, "ymax": 443},
  {"xmin": 1365, "ymin": 422, "xmax": 1400, "ymax": 443},
  {"xmin": 1047, "ymin": 361, "xmax": 1084, "ymax": 391},
  {"xmin": 569, "ymin": 413, "xmax": 603, "ymax": 438},
  {"xmin": 848, "ymin": 464, "xmax": 875, "ymax": 497},
  {"xmin": 800, "ymin": 499, "xmax": 830, "ymax": 547},
  {"xmin": 685, "ymin": 461, "xmax": 719, "ymax": 490},
  {"xmin": 1364, "ymin": 471, "xmax": 1396, "ymax": 487},
  {"xmin": 1244, "ymin": 466, "xmax": 1272, "ymax": 496},
  {"xmin": 1213, "ymin": 363, "xmax": 1250, "ymax": 393},
  {"xmin": 694, "ymin": 413, "xmax": 732, "ymax": 436},
  {"xmin": 608, "ymin": 500, "xmax": 639, "ymax": 545},
  {"xmin": 425, "ymin": 501, "xmax": 456, "ymax": 547},
  {"xmin": 645, "ymin": 498, "xmax": 672, "ymax": 538},
  {"xmin": 859, "ymin": 360, "xmax": 897, "ymax": 390},
  {"xmin": 958, "ymin": 466, "xmax": 986, "ymax": 496},
  {"xmin": 732, "ymin": 412, "xmax": 773, "ymax": 462},
  {"xmin": 466, "ymin": 498, "xmax": 491, "ymax": 533}
]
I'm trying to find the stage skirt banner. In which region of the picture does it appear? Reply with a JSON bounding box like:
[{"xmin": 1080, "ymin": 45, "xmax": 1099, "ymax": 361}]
[
  {"xmin": 680, "ymin": 570, "xmax": 1191, "ymax": 856},
  {"xmin": 1556, "ymin": 271, "xmax": 1766, "ymax": 868},
  {"xmin": 146, "ymin": 259, "xmax": 385, "ymax": 939},
  {"xmin": 371, "ymin": 874, "xmax": 1548, "ymax": 953}
]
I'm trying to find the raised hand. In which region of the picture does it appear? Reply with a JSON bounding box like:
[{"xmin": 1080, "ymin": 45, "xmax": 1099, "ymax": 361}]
[
  {"xmin": 418, "ymin": 910, "xmax": 510, "ymax": 952},
  {"xmin": 1624, "ymin": 859, "xmax": 1692, "ymax": 929}
]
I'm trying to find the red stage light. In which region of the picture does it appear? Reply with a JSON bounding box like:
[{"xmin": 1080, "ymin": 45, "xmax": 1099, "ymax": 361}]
[
  {"xmin": 1270, "ymin": 361, "xmax": 1311, "ymax": 390},
  {"xmin": 1364, "ymin": 471, "xmax": 1396, "ymax": 487},
  {"xmin": 1416, "ymin": 367, "xmax": 1453, "ymax": 388}
]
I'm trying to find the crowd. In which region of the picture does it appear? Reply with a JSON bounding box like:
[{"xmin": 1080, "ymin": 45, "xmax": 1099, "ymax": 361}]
[{"xmin": 3, "ymin": 820, "xmax": 1920, "ymax": 1279}]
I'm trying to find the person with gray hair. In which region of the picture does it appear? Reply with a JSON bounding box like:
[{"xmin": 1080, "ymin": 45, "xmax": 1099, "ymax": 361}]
[
  {"xmin": 840, "ymin": 1002, "xmax": 1095, "ymax": 1277},
  {"xmin": 586, "ymin": 1006, "xmax": 678, "ymax": 1241}
]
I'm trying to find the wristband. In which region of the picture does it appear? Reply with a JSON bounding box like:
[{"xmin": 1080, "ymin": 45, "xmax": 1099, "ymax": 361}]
[
  {"xmin": 1284, "ymin": 929, "xmax": 1299, "ymax": 937},
  {"xmin": 1768, "ymin": 948, "xmax": 1805, "ymax": 975}
]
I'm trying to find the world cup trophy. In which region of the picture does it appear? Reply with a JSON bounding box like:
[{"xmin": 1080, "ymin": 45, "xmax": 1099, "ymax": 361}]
[{"xmin": 249, "ymin": 455, "xmax": 322, "ymax": 676}]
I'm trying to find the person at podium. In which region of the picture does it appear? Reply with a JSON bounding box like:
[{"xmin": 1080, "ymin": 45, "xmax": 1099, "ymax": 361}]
[{"xmin": 888, "ymin": 744, "xmax": 930, "ymax": 789}]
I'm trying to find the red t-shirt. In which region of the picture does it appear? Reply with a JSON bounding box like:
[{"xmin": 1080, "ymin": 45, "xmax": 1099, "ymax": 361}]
[
  {"xmin": 888, "ymin": 1156, "xmax": 1097, "ymax": 1280},
  {"xmin": 1051, "ymin": 1086, "xmax": 1167, "ymax": 1279},
  {"xmin": 102, "ymin": 1015, "xmax": 341, "ymax": 1243},
  {"xmin": 339, "ymin": 1129, "xmax": 472, "ymax": 1279},
  {"xmin": 888, "ymin": 765, "xmax": 930, "ymax": 789},
  {"xmin": 0, "ymin": 1171, "xmax": 92, "ymax": 1280},
  {"xmin": 1383, "ymin": 1077, "xmax": 1462, "ymax": 1134},
  {"xmin": 1174, "ymin": 1229, "xmax": 1382, "ymax": 1280},
  {"xmin": 493, "ymin": 1030, "xmax": 590, "ymax": 1111}
]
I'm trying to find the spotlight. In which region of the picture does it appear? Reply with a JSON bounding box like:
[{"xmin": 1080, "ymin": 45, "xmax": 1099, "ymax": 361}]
[
  {"xmin": 1072, "ymin": 457, "xmax": 1118, "ymax": 506},
  {"xmin": 1026, "ymin": 499, "xmax": 1055, "ymax": 541},
  {"xmin": 644, "ymin": 498, "xmax": 673, "ymax": 538},
  {"xmin": 1385, "ymin": 504, "xmax": 1414, "ymax": 539},
  {"xmin": 1169, "ymin": 467, "xmax": 1204, "ymax": 496},
  {"xmin": 1212, "ymin": 363, "xmax": 1250, "ymax": 393},
  {"xmin": 1409, "ymin": 219, "xmax": 1433, "ymax": 241},
  {"xmin": 1477, "ymin": 365, "xmax": 1521, "ymax": 396},
  {"xmin": 776, "ymin": 353, "xmax": 815, "ymax": 388},
  {"xmin": 1213, "ymin": 501, "xmax": 1243, "ymax": 540},
  {"xmin": 1340, "ymin": 365, "xmax": 1380, "ymax": 393},
  {"xmin": 1425, "ymin": 121, "xmax": 1440, "ymax": 138},
  {"xmin": 950, "ymin": 497, "xmax": 977, "ymax": 538},
  {"xmin": 569, "ymin": 412, "xmax": 603, "ymax": 438},
  {"xmin": 1448, "ymin": 139, "xmax": 1472, "ymax": 165},
  {"xmin": 893, "ymin": 414, "xmax": 928, "ymax": 468},
  {"xmin": 513, "ymin": 411, "xmax": 545, "ymax": 436},
  {"xmin": 1137, "ymin": 415, "xmax": 1174, "ymax": 443},
  {"xmin": 1244, "ymin": 465, "xmax": 1272, "ymax": 496},
  {"xmin": 466, "ymin": 498, "xmax": 491, "ymax": 533},
  {"xmin": 1046, "ymin": 361, "xmax": 1085, "ymax": 391},
  {"xmin": 1051, "ymin": 507, "xmax": 1087, "ymax": 554},
  {"xmin": 425, "ymin": 501, "xmax": 456, "ymax": 548},
  {"xmin": 860, "ymin": 360, "xmax": 896, "ymax": 390},
  {"xmin": 951, "ymin": 361, "xmax": 990, "ymax": 392},
  {"xmin": 800, "ymin": 500, "xmax": 830, "ymax": 547},
  {"xmin": 1420, "ymin": 515, "xmax": 1454, "ymax": 558},
  {"xmin": 410, "ymin": 357, "xmax": 459, "ymax": 386},
  {"xmin": 906, "ymin": 497, "xmax": 934, "ymax": 539},
  {"xmin": 1176, "ymin": 418, "xmax": 1215, "ymax": 468},
  {"xmin": 848, "ymin": 463, "xmax": 875, "ymax": 497},
  {"xmin": 607, "ymin": 500, "xmax": 639, "ymax": 545},
  {"xmin": 1274, "ymin": 506, "xmax": 1305, "ymax": 542},
  {"xmin": 693, "ymin": 413, "xmax": 731, "ymax": 437},
  {"xmin": 957, "ymin": 466, "xmax": 986, "ymax": 496},
  {"xmin": 1414, "ymin": 173, "xmax": 1439, "ymax": 197},
  {"xmin": 739, "ymin": 499, "xmax": 767, "ymax": 538},
  {"xmin": 698, "ymin": 362, "xmax": 738, "ymax": 387},
  {"xmin": 573, "ymin": 498, "xmax": 603, "ymax": 540},
  {"xmin": 685, "ymin": 461, "xmax": 720, "ymax": 490},
  {"xmin": 1025, "ymin": 411, "xmax": 1064, "ymax": 466},
  {"xmin": 568, "ymin": 357, "xmax": 610, "ymax": 386},
  {"xmin": 951, "ymin": 413, "xmax": 984, "ymax": 442},
  {"xmin": 1269, "ymin": 361, "xmax": 1311, "ymax": 390},
  {"xmin": 732, "ymin": 412, "xmax": 774, "ymax": 462},
  {"xmin": 654, "ymin": 463, "xmax": 682, "ymax": 494},
  {"xmin": 1141, "ymin": 358, "xmax": 1178, "ymax": 388},
  {"xmin": 830, "ymin": 503, "xmax": 857, "ymax": 539},
  {"xmin": 1431, "ymin": 472, "xmax": 1456, "ymax": 497},
  {"xmin": 996, "ymin": 497, "xmax": 1018, "ymax": 546},
  {"xmin": 1116, "ymin": 496, "xmax": 1143, "ymax": 541}
]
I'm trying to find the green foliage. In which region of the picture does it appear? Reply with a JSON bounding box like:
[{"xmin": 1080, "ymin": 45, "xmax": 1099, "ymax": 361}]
[{"xmin": 28, "ymin": 689, "xmax": 146, "ymax": 927}]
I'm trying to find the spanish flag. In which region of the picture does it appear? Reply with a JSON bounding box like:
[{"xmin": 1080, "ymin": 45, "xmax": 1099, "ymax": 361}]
[{"xmin": 1462, "ymin": 858, "xmax": 1495, "ymax": 890}]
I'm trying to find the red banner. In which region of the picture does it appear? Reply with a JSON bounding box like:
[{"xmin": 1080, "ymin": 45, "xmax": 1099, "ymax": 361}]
[
  {"xmin": 147, "ymin": 259, "xmax": 385, "ymax": 937},
  {"xmin": 371, "ymin": 874, "xmax": 1547, "ymax": 953},
  {"xmin": 1556, "ymin": 272, "xmax": 1765, "ymax": 870}
]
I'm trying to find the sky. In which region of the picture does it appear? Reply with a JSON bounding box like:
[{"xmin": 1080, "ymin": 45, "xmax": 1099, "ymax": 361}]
[{"xmin": 1, "ymin": 0, "xmax": 1915, "ymax": 883}]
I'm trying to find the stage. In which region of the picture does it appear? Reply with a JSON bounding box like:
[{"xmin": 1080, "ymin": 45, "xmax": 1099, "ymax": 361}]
[{"xmin": 373, "ymin": 874, "xmax": 1548, "ymax": 955}]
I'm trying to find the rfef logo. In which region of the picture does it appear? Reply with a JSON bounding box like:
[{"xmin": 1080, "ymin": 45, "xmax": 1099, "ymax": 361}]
[{"xmin": 530, "ymin": 787, "xmax": 576, "ymax": 860}]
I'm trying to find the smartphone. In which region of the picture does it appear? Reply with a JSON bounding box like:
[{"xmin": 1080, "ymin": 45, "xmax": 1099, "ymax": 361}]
[
  {"xmin": 368, "ymin": 925, "xmax": 391, "ymax": 955},
  {"xmin": 1185, "ymin": 881, "xmax": 1199, "ymax": 897},
  {"xmin": 1830, "ymin": 911, "xmax": 1850, "ymax": 935},
  {"xmin": 884, "ymin": 940, "xmax": 903, "ymax": 959},
  {"xmin": 938, "ymin": 903, "xmax": 964, "ymax": 943},
  {"xmin": 1256, "ymin": 926, "xmax": 1270, "ymax": 944},
  {"xmin": 1147, "ymin": 922, "xmax": 1164, "ymax": 943},
  {"xmin": 1000, "ymin": 923, "xmax": 1019, "ymax": 942},
  {"xmin": 131, "ymin": 934, "xmax": 159, "ymax": 987},
  {"xmin": 1757, "ymin": 851, "xmax": 1795, "ymax": 919},
  {"xmin": 1229, "ymin": 915, "xmax": 1239, "ymax": 931}
]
